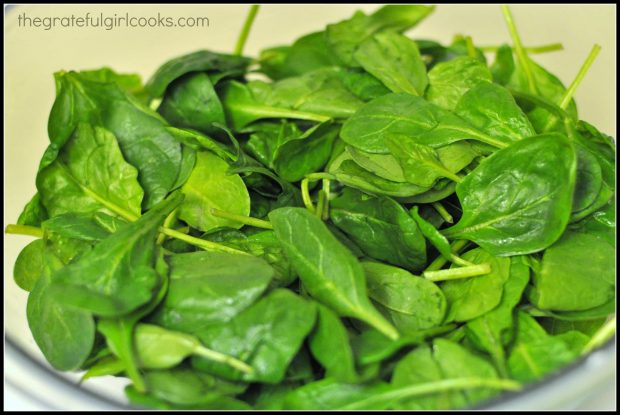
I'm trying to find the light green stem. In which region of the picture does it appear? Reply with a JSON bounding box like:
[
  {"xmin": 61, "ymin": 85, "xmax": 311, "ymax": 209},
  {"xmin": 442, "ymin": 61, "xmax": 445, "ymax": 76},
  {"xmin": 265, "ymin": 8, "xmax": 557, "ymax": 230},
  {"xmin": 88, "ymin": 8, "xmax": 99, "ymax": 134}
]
[
  {"xmin": 194, "ymin": 346, "xmax": 254, "ymax": 374},
  {"xmin": 315, "ymin": 190, "xmax": 326, "ymax": 220},
  {"xmin": 502, "ymin": 5, "xmax": 538, "ymax": 94},
  {"xmin": 210, "ymin": 208, "xmax": 273, "ymax": 229},
  {"xmin": 342, "ymin": 377, "xmax": 522, "ymax": 410},
  {"xmin": 322, "ymin": 179, "xmax": 331, "ymax": 220},
  {"xmin": 581, "ymin": 316, "xmax": 616, "ymax": 356},
  {"xmin": 301, "ymin": 178, "xmax": 315, "ymax": 213},
  {"xmin": 5, "ymin": 224, "xmax": 44, "ymax": 238},
  {"xmin": 156, "ymin": 208, "xmax": 179, "ymax": 245},
  {"xmin": 544, "ymin": 44, "xmax": 601, "ymax": 132},
  {"xmin": 559, "ymin": 44, "xmax": 601, "ymax": 110},
  {"xmin": 424, "ymin": 239, "xmax": 469, "ymax": 272},
  {"xmin": 432, "ymin": 202, "xmax": 454, "ymax": 224},
  {"xmin": 465, "ymin": 35, "xmax": 477, "ymax": 58},
  {"xmin": 158, "ymin": 227, "xmax": 249, "ymax": 256},
  {"xmin": 450, "ymin": 255, "xmax": 475, "ymax": 267},
  {"xmin": 424, "ymin": 263, "xmax": 491, "ymax": 282},
  {"xmin": 234, "ymin": 5, "xmax": 260, "ymax": 56},
  {"xmin": 480, "ymin": 43, "xmax": 563, "ymax": 54}
]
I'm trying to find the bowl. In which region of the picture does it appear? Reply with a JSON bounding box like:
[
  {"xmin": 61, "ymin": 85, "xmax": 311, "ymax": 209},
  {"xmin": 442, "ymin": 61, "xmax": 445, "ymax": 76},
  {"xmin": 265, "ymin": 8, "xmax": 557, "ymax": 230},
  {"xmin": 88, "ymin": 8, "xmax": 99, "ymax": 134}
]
[{"xmin": 4, "ymin": 4, "xmax": 616, "ymax": 410}]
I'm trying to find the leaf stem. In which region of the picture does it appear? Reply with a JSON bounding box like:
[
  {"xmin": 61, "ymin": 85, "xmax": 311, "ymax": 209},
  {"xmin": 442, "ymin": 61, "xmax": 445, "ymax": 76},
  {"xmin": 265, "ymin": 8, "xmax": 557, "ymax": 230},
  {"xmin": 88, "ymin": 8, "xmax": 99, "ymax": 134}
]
[
  {"xmin": 5, "ymin": 224, "xmax": 44, "ymax": 238},
  {"xmin": 431, "ymin": 202, "xmax": 454, "ymax": 224},
  {"xmin": 315, "ymin": 190, "xmax": 326, "ymax": 220},
  {"xmin": 581, "ymin": 316, "xmax": 616, "ymax": 356},
  {"xmin": 465, "ymin": 36, "xmax": 477, "ymax": 58},
  {"xmin": 194, "ymin": 346, "xmax": 254, "ymax": 374},
  {"xmin": 234, "ymin": 5, "xmax": 260, "ymax": 56},
  {"xmin": 342, "ymin": 377, "xmax": 522, "ymax": 409},
  {"xmin": 301, "ymin": 178, "xmax": 315, "ymax": 213},
  {"xmin": 322, "ymin": 179, "xmax": 331, "ymax": 220},
  {"xmin": 156, "ymin": 208, "xmax": 179, "ymax": 245},
  {"xmin": 424, "ymin": 263, "xmax": 491, "ymax": 282},
  {"xmin": 210, "ymin": 208, "xmax": 273, "ymax": 229},
  {"xmin": 559, "ymin": 44, "xmax": 601, "ymax": 110},
  {"xmin": 480, "ymin": 43, "xmax": 563, "ymax": 54},
  {"xmin": 424, "ymin": 239, "xmax": 469, "ymax": 272},
  {"xmin": 158, "ymin": 227, "xmax": 250, "ymax": 256},
  {"xmin": 501, "ymin": 5, "xmax": 538, "ymax": 94}
]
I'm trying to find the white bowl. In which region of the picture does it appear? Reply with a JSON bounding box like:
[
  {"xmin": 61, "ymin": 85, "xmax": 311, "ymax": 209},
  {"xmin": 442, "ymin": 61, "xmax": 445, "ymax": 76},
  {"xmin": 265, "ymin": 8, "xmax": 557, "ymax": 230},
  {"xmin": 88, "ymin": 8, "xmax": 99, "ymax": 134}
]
[{"xmin": 4, "ymin": 4, "xmax": 616, "ymax": 410}]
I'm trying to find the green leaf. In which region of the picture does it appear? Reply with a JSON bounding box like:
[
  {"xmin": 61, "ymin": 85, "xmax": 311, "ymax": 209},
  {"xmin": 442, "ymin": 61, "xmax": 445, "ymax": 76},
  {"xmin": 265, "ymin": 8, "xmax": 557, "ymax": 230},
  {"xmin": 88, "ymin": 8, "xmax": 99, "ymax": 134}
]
[
  {"xmin": 443, "ymin": 133, "xmax": 577, "ymax": 256},
  {"xmin": 341, "ymin": 93, "xmax": 506, "ymax": 154},
  {"xmin": 354, "ymin": 31, "xmax": 428, "ymax": 95},
  {"xmin": 49, "ymin": 193, "xmax": 183, "ymax": 317},
  {"xmin": 527, "ymin": 230, "xmax": 615, "ymax": 311},
  {"xmin": 193, "ymin": 289, "xmax": 316, "ymax": 383},
  {"xmin": 465, "ymin": 256, "xmax": 530, "ymax": 374},
  {"xmin": 507, "ymin": 311, "xmax": 576, "ymax": 382},
  {"xmin": 269, "ymin": 207, "xmax": 399, "ymax": 340},
  {"xmin": 309, "ymin": 304, "xmax": 358, "ymax": 383},
  {"xmin": 14, "ymin": 239, "xmax": 46, "ymax": 292},
  {"xmin": 362, "ymin": 261, "xmax": 446, "ymax": 332},
  {"xmin": 27, "ymin": 259, "xmax": 95, "ymax": 371},
  {"xmin": 48, "ymin": 71, "xmax": 183, "ymax": 209},
  {"xmin": 149, "ymin": 251, "xmax": 273, "ymax": 333},
  {"xmin": 145, "ymin": 50, "xmax": 251, "ymax": 99},
  {"xmin": 157, "ymin": 73, "xmax": 226, "ymax": 136},
  {"xmin": 330, "ymin": 188, "xmax": 427, "ymax": 271},
  {"xmin": 178, "ymin": 151, "xmax": 250, "ymax": 232},
  {"xmin": 441, "ymin": 248, "xmax": 511, "ymax": 322},
  {"xmin": 37, "ymin": 123, "xmax": 143, "ymax": 221},
  {"xmin": 425, "ymin": 56, "xmax": 492, "ymax": 111},
  {"xmin": 455, "ymin": 82, "xmax": 536, "ymax": 143}
]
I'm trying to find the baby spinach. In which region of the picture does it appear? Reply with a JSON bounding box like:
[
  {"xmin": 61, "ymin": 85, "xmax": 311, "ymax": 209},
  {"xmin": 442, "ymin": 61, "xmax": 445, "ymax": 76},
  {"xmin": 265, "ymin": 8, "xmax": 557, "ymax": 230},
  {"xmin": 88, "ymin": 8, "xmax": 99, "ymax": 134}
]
[
  {"xmin": 443, "ymin": 133, "xmax": 577, "ymax": 256},
  {"xmin": 330, "ymin": 188, "xmax": 427, "ymax": 271},
  {"xmin": 354, "ymin": 31, "xmax": 428, "ymax": 96},
  {"xmin": 48, "ymin": 193, "xmax": 182, "ymax": 317},
  {"xmin": 149, "ymin": 251, "xmax": 273, "ymax": 333},
  {"xmin": 178, "ymin": 151, "xmax": 250, "ymax": 232},
  {"xmin": 527, "ymin": 230, "xmax": 615, "ymax": 312},
  {"xmin": 270, "ymin": 207, "xmax": 399, "ymax": 340},
  {"xmin": 8, "ymin": 4, "xmax": 615, "ymax": 411},
  {"xmin": 362, "ymin": 261, "xmax": 446, "ymax": 332}
]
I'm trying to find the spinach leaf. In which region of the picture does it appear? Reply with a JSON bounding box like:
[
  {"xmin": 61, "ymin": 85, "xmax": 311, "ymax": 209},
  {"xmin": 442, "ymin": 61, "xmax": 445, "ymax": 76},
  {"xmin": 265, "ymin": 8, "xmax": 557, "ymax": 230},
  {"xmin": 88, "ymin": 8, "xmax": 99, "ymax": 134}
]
[
  {"xmin": 178, "ymin": 151, "xmax": 250, "ymax": 232},
  {"xmin": 48, "ymin": 193, "xmax": 182, "ymax": 317},
  {"xmin": 346, "ymin": 146, "xmax": 406, "ymax": 183},
  {"xmin": 386, "ymin": 135, "xmax": 474, "ymax": 187},
  {"xmin": 441, "ymin": 248, "xmax": 511, "ymax": 322},
  {"xmin": 391, "ymin": 339, "xmax": 500, "ymax": 409},
  {"xmin": 48, "ymin": 71, "xmax": 184, "ymax": 208},
  {"xmin": 465, "ymin": 256, "xmax": 530, "ymax": 374},
  {"xmin": 338, "ymin": 68, "xmax": 391, "ymax": 101},
  {"xmin": 284, "ymin": 378, "xmax": 392, "ymax": 410},
  {"xmin": 309, "ymin": 304, "xmax": 358, "ymax": 383},
  {"xmin": 354, "ymin": 31, "xmax": 428, "ymax": 95},
  {"xmin": 507, "ymin": 311, "xmax": 576, "ymax": 382},
  {"xmin": 17, "ymin": 193, "xmax": 48, "ymax": 227},
  {"xmin": 443, "ymin": 133, "xmax": 577, "ymax": 256},
  {"xmin": 340, "ymin": 93, "xmax": 507, "ymax": 154},
  {"xmin": 425, "ymin": 56, "xmax": 492, "ymax": 110},
  {"xmin": 362, "ymin": 261, "xmax": 446, "ymax": 332},
  {"xmin": 145, "ymin": 50, "xmax": 251, "ymax": 99},
  {"xmin": 330, "ymin": 188, "xmax": 426, "ymax": 271},
  {"xmin": 26, "ymin": 257, "xmax": 95, "ymax": 371},
  {"xmin": 149, "ymin": 251, "xmax": 273, "ymax": 333},
  {"xmin": 192, "ymin": 289, "xmax": 316, "ymax": 383},
  {"xmin": 273, "ymin": 121, "xmax": 340, "ymax": 182},
  {"xmin": 157, "ymin": 73, "xmax": 226, "ymax": 136},
  {"xmin": 37, "ymin": 123, "xmax": 143, "ymax": 221},
  {"xmin": 527, "ymin": 230, "xmax": 615, "ymax": 312},
  {"xmin": 455, "ymin": 82, "xmax": 536, "ymax": 143},
  {"xmin": 269, "ymin": 207, "xmax": 399, "ymax": 340},
  {"xmin": 326, "ymin": 5, "xmax": 435, "ymax": 67},
  {"xmin": 14, "ymin": 239, "xmax": 46, "ymax": 292}
]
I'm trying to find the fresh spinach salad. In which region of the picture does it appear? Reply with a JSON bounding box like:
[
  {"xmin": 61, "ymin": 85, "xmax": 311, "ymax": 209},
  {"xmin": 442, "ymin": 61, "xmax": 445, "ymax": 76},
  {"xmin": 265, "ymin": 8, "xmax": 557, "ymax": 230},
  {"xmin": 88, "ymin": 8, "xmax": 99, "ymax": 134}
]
[{"xmin": 7, "ymin": 5, "xmax": 616, "ymax": 410}]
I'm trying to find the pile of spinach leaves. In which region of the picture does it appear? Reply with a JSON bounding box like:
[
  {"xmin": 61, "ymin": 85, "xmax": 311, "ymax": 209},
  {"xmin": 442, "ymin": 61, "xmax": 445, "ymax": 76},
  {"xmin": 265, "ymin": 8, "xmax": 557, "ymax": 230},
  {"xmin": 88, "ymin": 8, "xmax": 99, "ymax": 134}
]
[{"xmin": 8, "ymin": 4, "xmax": 615, "ymax": 410}]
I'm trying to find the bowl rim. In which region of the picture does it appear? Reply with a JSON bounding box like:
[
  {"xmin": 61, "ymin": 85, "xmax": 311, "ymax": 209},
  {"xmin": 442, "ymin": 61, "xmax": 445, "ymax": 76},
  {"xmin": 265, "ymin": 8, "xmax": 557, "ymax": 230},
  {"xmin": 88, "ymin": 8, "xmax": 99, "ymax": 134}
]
[{"xmin": 6, "ymin": 332, "xmax": 615, "ymax": 410}]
